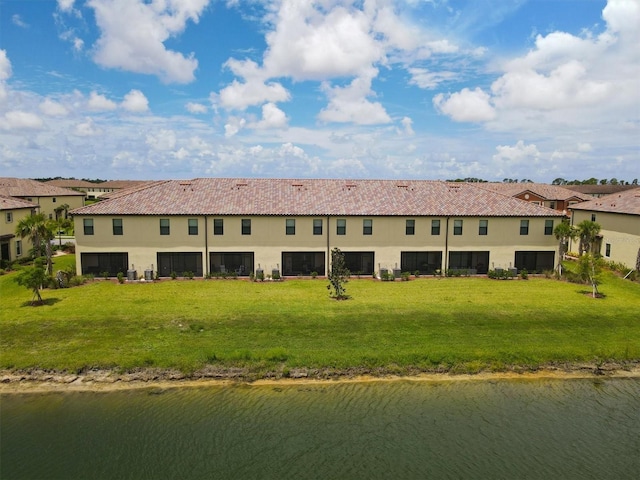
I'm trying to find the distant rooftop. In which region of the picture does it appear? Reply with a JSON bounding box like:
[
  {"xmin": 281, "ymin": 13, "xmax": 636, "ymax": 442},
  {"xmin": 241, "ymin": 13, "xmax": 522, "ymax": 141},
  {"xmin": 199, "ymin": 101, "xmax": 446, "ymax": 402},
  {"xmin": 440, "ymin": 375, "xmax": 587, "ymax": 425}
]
[
  {"xmin": 0, "ymin": 177, "xmax": 86, "ymax": 198},
  {"xmin": 563, "ymin": 184, "xmax": 639, "ymax": 196},
  {"xmin": 0, "ymin": 195, "xmax": 38, "ymax": 211},
  {"xmin": 570, "ymin": 187, "xmax": 640, "ymax": 216},
  {"xmin": 478, "ymin": 183, "xmax": 592, "ymax": 202}
]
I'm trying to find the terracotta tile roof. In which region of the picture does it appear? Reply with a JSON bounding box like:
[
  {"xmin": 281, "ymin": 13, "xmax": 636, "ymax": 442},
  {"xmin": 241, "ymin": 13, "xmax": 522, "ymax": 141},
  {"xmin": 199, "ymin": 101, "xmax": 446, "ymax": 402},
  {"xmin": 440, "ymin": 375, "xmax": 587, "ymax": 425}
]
[
  {"xmin": 98, "ymin": 180, "xmax": 152, "ymax": 189},
  {"xmin": 98, "ymin": 180, "xmax": 167, "ymax": 200},
  {"xmin": 45, "ymin": 179, "xmax": 96, "ymax": 188},
  {"xmin": 564, "ymin": 184, "xmax": 639, "ymax": 196},
  {"xmin": 71, "ymin": 178, "xmax": 564, "ymax": 218},
  {"xmin": 570, "ymin": 187, "xmax": 640, "ymax": 215},
  {"xmin": 478, "ymin": 182, "xmax": 592, "ymax": 202},
  {"xmin": 0, "ymin": 177, "xmax": 86, "ymax": 198},
  {"xmin": 0, "ymin": 195, "xmax": 38, "ymax": 211}
]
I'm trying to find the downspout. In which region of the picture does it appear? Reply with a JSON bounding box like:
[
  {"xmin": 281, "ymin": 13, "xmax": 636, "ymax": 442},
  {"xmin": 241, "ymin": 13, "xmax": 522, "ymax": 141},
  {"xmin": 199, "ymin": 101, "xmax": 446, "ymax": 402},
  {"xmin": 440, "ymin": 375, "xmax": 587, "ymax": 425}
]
[
  {"xmin": 204, "ymin": 216, "xmax": 209, "ymax": 277},
  {"xmin": 444, "ymin": 217, "xmax": 450, "ymax": 272},
  {"xmin": 326, "ymin": 215, "xmax": 331, "ymax": 277}
]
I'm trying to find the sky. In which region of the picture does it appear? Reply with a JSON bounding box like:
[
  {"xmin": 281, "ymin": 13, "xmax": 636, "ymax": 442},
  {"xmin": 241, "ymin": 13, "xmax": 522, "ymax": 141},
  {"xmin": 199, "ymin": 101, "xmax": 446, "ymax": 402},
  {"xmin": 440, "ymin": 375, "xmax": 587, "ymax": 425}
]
[{"xmin": 0, "ymin": 0, "xmax": 638, "ymax": 182}]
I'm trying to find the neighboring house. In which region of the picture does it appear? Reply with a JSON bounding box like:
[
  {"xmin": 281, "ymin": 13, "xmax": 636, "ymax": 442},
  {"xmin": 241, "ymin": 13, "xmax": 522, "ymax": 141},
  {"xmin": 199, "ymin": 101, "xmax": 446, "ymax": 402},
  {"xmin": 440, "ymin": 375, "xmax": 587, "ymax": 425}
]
[
  {"xmin": 71, "ymin": 178, "xmax": 565, "ymax": 278},
  {"xmin": 570, "ymin": 188, "xmax": 640, "ymax": 269},
  {"xmin": 564, "ymin": 184, "xmax": 639, "ymax": 198},
  {"xmin": 0, "ymin": 177, "xmax": 85, "ymax": 220},
  {"xmin": 45, "ymin": 179, "xmax": 151, "ymax": 199},
  {"xmin": 0, "ymin": 195, "xmax": 38, "ymax": 265},
  {"xmin": 479, "ymin": 183, "xmax": 592, "ymax": 216}
]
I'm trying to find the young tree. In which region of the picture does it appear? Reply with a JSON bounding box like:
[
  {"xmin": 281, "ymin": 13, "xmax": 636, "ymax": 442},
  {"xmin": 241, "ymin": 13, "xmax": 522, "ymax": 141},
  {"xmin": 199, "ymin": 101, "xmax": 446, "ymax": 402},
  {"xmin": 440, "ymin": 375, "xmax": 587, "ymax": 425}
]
[
  {"xmin": 553, "ymin": 220, "xmax": 578, "ymax": 275},
  {"xmin": 15, "ymin": 213, "xmax": 55, "ymax": 274},
  {"xmin": 327, "ymin": 247, "xmax": 350, "ymax": 300},
  {"xmin": 577, "ymin": 253, "xmax": 604, "ymax": 298},
  {"xmin": 14, "ymin": 257, "xmax": 48, "ymax": 305}
]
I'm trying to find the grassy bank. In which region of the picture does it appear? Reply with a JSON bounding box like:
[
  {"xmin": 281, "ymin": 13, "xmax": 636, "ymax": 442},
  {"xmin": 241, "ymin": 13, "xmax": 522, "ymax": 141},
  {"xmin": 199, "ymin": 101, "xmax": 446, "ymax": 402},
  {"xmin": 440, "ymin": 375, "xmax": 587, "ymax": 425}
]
[{"xmin": 1, "ymin": 256, "xmax": 639, "ymax": 378}]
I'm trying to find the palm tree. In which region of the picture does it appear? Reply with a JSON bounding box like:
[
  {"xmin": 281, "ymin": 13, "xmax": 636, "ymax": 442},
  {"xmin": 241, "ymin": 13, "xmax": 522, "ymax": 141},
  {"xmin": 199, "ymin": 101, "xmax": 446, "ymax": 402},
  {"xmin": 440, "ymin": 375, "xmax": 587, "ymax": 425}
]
[
  {"xmin": 54, "ymin": 203, "xmax": 70, "ymax": 221},
  {"xmin": 15, "ymin": 213, "xmax": 55, "ymax": 274},
  {"xmin": 576, "ymin": 220, "xmax": 601, "ymax": 255},
  {"xmin": 553, "ymin": 220, "xmax": 578, "ymax": 274}
]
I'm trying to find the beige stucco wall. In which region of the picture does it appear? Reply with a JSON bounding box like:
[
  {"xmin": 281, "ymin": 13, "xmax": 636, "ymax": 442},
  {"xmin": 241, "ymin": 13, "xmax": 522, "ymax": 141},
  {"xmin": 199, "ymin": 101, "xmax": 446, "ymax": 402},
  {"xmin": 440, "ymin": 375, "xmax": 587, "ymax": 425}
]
[
  {"xmin": 74, "ymin": 214, "xmax": 561, "ymax": 276},
  {"xmin": 1, "ymin": 207, "xmax": 35, "ymax": 262},
  {"xmin": 25, "ymin": 195, "xmax": 84, "ymax": 220},
  {"xmin": 572, "ymin": 210, "xmax": 640, "ymax": 268}
]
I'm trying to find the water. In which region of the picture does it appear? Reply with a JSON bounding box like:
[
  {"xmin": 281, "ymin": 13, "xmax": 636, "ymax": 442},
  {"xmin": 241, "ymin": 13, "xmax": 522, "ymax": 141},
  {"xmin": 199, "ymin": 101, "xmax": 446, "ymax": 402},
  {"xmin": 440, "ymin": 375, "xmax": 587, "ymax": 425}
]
[{"xmin": 2, "ymin": 378, "xmax": 639, "ymax": 479}]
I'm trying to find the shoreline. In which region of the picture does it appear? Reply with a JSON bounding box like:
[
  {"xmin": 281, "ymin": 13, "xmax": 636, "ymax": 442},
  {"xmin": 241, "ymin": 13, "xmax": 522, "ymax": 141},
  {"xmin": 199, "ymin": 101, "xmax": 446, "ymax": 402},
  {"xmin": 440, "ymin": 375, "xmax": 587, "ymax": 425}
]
[{"xmin": 2, "ymin": 362, "xmax": 639, "ymax": 394}]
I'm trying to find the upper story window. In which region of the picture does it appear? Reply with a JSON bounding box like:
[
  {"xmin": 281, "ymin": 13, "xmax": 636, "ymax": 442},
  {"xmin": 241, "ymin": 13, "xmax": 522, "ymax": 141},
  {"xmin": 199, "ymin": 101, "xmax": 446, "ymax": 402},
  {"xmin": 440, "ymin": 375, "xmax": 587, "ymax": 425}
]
[
  {"xmin": 431, "ymin": 219, "xmax": 440, "ymax": 235},
  {"xmin": 591, "ymin": 213, "xmax": 597, "ymax": 222},
  {"xmin": 214, "ymin": 219, "xmax": 224, "ymax": 235},
  {"xmin": 160, "ymin": 218, "xmax": 170, "ymax": 235},
  {"xmin": 242, "ymin": 219, "xmax": 251, "ymax": 235},
  {"xmin": 363, "ymin": 219, "xmax": 373, "ymax": 235},
  {"xmin": 544, "ymin": 219, "xmax": 554, "ymax": 235},
  {"xmin": 313, "ymin": 219, "xmax": 322, "ymax": 235},
  {"xmin": 52, "ymin": 197, "xmax": 56, "ymax": 203},
  {"xmin": 406, "ymin": 219, "xmax": 415, "ymax": 235},
  {"xmin": 286, "ymin": 219, "xmax": 296, "ymax": 235},
  {"xmin": 83, "ymin": 218, "xmax": 94, "ymax": 235},
  {"xmin": 479, "ymin": 219, "xmax": 488, "ymax": 236},
  {"xmin": 453, "ymin": 219, "xmax": 463, "ymax": 236},
  {"xmin": 549, "ymin": 201, "xmax": 556, "ymax": 209},
  {"xmin": 337, "ymin": 219, "xmax": 346, "ymax": 235},
  {"xmin": 5, "ymin": 212, "xmax": 12, "ymax": 223},
  {"xmin": 520, "ymin": 219, "xmax": 529, "ymax": 235},
  {"xmin": 188, "ymin": 218, "xmax": 198, "ymax": 235},
  {"xmin": 112, "ymin": 218, "xmax": 123, "ymax": 235}
]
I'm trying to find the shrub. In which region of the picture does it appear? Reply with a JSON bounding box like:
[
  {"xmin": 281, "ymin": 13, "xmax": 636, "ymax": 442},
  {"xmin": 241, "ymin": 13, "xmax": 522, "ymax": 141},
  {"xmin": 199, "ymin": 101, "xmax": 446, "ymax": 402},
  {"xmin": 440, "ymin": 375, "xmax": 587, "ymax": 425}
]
[
  {"xmin": 170, "ymin": 271, "xmax": 177, "ymax": 280},
  {"xmin": 256, "ymin": 270, "xmax": 265, "ymax": 281},
  {"xmin": 183, "ymin": 271, "xmax": 195, "ymax": 280},
  {"xmin": 311, "ymin": 271, "xmax": 318, "ymax": 279},
  {"xmin": 414, "ymin": 270, "xmax": 420, "ymax": 278},
  {"xmin": 69, "ymin": 275, "xmax": 87, "ymax": 287},
  {"xmin": 101, "ymin": 271, "xmax": 110, "ymax": 279},
  {"xmin": 117, "ymin": 272, "xmax": 125, "ymax": 284},
  {"xmin": 519, "ymin": 269, "xmax": 528, "ymax": 280},
  {"xmin": 401, "ymin": 272, "xmax": 411, "ymax": 281},
  {"xmin": 272, "ymin": 271, "xmax": 281, "ymax": 280}
]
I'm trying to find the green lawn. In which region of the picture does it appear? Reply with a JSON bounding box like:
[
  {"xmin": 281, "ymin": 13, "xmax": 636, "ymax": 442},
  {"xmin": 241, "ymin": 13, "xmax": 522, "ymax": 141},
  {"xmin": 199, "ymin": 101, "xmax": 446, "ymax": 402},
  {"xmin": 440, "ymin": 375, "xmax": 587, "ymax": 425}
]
[{"xmin": 1, "ymin": 256, "xmax": 639, "ymax": 376}]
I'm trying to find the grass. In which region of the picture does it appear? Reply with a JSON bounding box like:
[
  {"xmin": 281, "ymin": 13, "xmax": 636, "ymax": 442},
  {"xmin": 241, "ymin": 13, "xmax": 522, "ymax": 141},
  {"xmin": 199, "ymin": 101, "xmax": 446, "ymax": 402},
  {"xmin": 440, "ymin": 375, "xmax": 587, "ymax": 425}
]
[{"xmin": 1, "ymin": 255, "xmax": 639, "ymax": 377}]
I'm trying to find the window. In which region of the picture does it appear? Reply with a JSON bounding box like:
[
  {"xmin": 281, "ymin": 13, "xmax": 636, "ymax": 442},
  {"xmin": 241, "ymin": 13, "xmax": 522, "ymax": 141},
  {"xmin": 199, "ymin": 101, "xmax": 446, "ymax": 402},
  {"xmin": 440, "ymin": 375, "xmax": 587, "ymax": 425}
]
[
  {"xmin": 52, "ymin": 197, "xmax": 56, "ymax": 203},
  {"xmin": 363, "ymin": 219, "xmax": 372, "ymax": 235},
  {"xmin": 188, "ymin": 218, "xmax": 198, "ymax": 235},
  {"xmin": 406, "ymin": 219, "xmax": 415, "ymax": 235},
  {"xmin": 605, "ymin": 243, "xmax": 611, "ymax": 257},
  {"xmin": 431, "ymin": 219, "xmax": 440, "ymax": 235},
  {"xmin": 453, "ymin": 219, "xmax": 463, "ymax": 236},
  {"xmin": 549, "ymin": 201, "xmax": 556, "ymax": 209},
  {"xmin": 112, "ymin": 218, "xmax": 123, "ymax": 235},
  {"xmin": 544, "ymin": 220, "xmax": 554, "ymax": 235},
  {"xmin": 337, "ymin": 219, "xmax": 346, "ymax": 235},
  {"xmin": 591, "ymin": 213, "xmax": 597, "ymax": 222},
  {"xmin": 242, "ymin": 219, "xmax": 251, "ymax": 235},
  {"xmin": 16, "ymin": 240, "xmax": 22, "ymax": 256},
  {"xmin": 286, "ymin": 219, "xmax": 296, "ymax": 235},
  {"xmin": 520, "ymin": 219, "xmax": 529, "ymax": 235},
  {"xmin": 479, "ymin": 219, "xmax": 488, "ymax": 236},
  {"xmin": 160, "ymin": 218, "xmax": 170, "ymax": 235},
  {"xmin": 5, "ymin": 212, "xmax": 12, "ymax": 223},
  {"xmin": 214, "ymin": 219, "xmax": 224, "ymax": 235},
  {"xmin": 83, "ymin": 218, "xmax": 94, "ymax": 235},
  {"xmin": 313, "ymin": 219, "xmax": 323, "ymax": 235}
]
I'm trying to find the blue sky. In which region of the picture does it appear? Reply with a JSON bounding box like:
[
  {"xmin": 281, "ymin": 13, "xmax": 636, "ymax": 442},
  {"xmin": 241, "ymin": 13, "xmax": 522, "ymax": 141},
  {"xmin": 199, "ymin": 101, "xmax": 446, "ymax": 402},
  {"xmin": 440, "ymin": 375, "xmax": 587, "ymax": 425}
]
[{"xmin": 0, "ymin": 0, "xmax": 638, "ymax": 182}]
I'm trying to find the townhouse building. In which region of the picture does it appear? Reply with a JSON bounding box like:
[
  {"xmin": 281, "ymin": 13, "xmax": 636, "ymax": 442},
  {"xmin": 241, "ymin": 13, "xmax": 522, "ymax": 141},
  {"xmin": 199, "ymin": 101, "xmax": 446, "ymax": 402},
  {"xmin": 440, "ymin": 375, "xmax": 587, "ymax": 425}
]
[
  {"xmin": 0, "ymin": 195, "xmax": 38, "ymax": 265},
  {"xmin": 71, "ymin": 178, "xmax": 565, "ymax": 278}
]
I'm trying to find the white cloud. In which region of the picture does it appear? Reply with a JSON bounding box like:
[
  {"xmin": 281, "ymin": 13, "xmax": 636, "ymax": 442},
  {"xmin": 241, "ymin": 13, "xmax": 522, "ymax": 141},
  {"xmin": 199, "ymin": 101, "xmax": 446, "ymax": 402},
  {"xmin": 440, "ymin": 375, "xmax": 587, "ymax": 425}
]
[
  {"xmin": 73, "ymin": 117, "xmax": 103, "ymax": 137},
  {"xmin": 224, "ymin": 117, "xmax": 246, "ymax": 137},
  {"xmin": 493, "ymin": 140, "xmax": 540, "ymax": 165},
  {"xmin": 121, "ymin": 89, "xmax": 149, "ymax": 112},
  {"xmin": 0, "ymin": 111, "xmax": 44, "ymax": 130},
  {"xmin": 433, "ymin": 88, "xmax": 496, "ymax": 122},
  {"xmin": 218, "ymin": 59, "xmax": 290, "ymax": 110},
  {"xmin": 0, "ymin": 50, "xmax": 12, "ymax": 81},
  {"xmin": 146, "ymin": 129, "xmax": 176, "ymax": 151},
  {"xmin": 57, "ymin": 0, "xmax": 76, "ymax": 12},
  {"xmin": 408, "ymin": 68, "xmax": 456, "ymax": 89},
  {"xmin": 12, "ymin": 14, "xmax": 28, "ymax": 28},
  {"xmin": 186, "ymin": 102, "xmax": 208, "ymax": 114},
  {"xmin": 87, "ymin": 91, "xmax": 117, "ymax": 111},
  {"xmin": 87, "ymin": 0, "xmax": 209, "ymax": 84},
  {"xmin": 399, "ymin": 116, "xmax": 414, "ymax": 136},
  {"xmin": 250, "ymin": 103, "xmax": 288, "ymax": 129},
  {"xmin": 318, "ymin": 69, "xmax": 391, "ymax": 125},
  {"xmin": 39, "ymin": 98, "xmax": 69, "ymax": 116}
]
